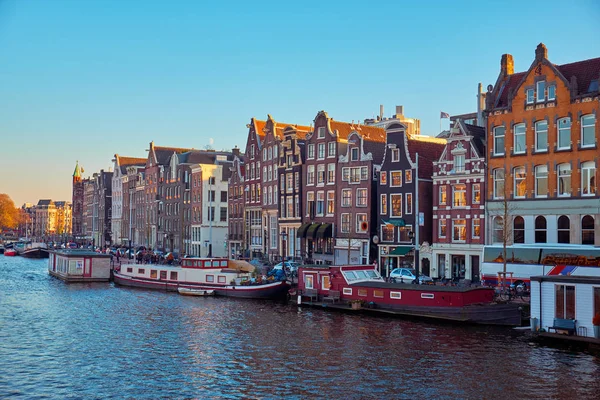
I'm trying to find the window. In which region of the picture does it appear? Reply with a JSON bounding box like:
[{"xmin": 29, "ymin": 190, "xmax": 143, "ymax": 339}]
[
  {"xmin": 308, "ymin": 144, "xmax": 315, "ymax": 159},
  {"xmin": 285, "ymin": 174, "xmax": 292, "ymax": 193},
  {"xmin": 268, "ymin": 147, "xmax": 273, "ymax": 161},
  {"xmin": 273, "ymin": 145, "xmax": 278, "ymax": 159},
  {"xmin": 316, "ymin": 192, "xmax": 324, "ymax": 216},
  {"xmin": 472, "ymin": 218, "xmax": 481, "ymax": 239},
  {"xmin": 356, "ymin": 214, "xmax": 367, "ymax": 233},
  {"xmin": 390, "ymin": 194, "xmax": 402, "ymax": 217},
  {"xmin": 514, "ymin": 167, "xmax": 526, "ymax": 198},
  {"xmin": 349, "ymin": 168, "xmax": 360, "ymax": 183},
  {"xmin": 547, "ymin": 85, "xmax": 556, "ymax": 101},
  {"xmin": 268, "ymin": 165, "xmax": 273, "ymax": 181},
  {"xmin": 360, "ymin": 167, "xmax": 368, "ymax": 181},
  {"xmin": 318, "ymin": 143, "xmax": 325, "ymax": 159},
  {"xmin": 380, "ymin": 194, "xmax": 387, "ymax": 215},
  {"xmin": 342, "ymin": 167, "xmax": 350, "ymax": 182},
  {"xmin": 493, "ymin": 216, "xmax": 503, "ymax": 244},
  {"xmin": 493, "ymin": 169, "xmax": 505, "ymax": 199},
  {"xmin": 382, "ymin": 224, "xmax": 394, "ymax": 242},
  {"xmin": 327, "ymin": 164, "xmax": 335, "ymax": 184},
  {"xmin": 535, "ymin": 215, "xmax": 547, "ymax": 243},
  {"xmin": 405, "ymin": 193, "xmax": 413, "ymax": 214},
  {"xmin": 380, "ymin": 171, "xmax": 387, "ymax": 185},
  {"xmin": 326, "ymin": 191, "xmax": 335, "ymax": 215},
  {"xmin": 526, "ymin": 88, "xmax": 534, "ymax": 104},
  {"xmin": 536, "ymin": 80, "xmax": 545, "ymax": 102},
  {"xmin": 317, "ymin": 165, "xmax": 325, "ymax": 184},
  {"xmin": 220, "ymin": 207, "xmax": 227, "ymax": 222},
  {"xmin": 513, "ymin": 123, "xmax": 526, "ymax": 154},
  {"xmin": 439, "ymin": 219, "xmax": 447, "ymax": 238},
  {"xmin": 342, "ymin": 189, "xmax": 352, "ymax": 207},
  {"xmin": 493, "ymin": 126, "xmax": 505, "ymax": 155},
  {"xmin": 558, "ymin": 118, "xmax": 571, "ymax": 150},
  {"xmin": 472, "ymin": 183, "xmax": 481, "ymax": 204},
  {"xmin": 439, "ymin": 185, "xmax": 447, "ymax": 205},
  {"xmin": 287, "ymin": 154, "xmax": 293, "ymax": 167},
  {"xmin": 391, "ymin": 148, "xmax": 400, "ymax": 162},
  {"xmin": 557, "ymin": 163, "xmax": 571, "ymax": 197},
  {"xmin": 208, "ymin": 206, "xmax": 215, "ymax": 221},
  {"xmin": 454, "ymin": 154, "xmax": 465, "ymax": 173},
  {"xmin": 557, "ymin": 215, "xmax": 570, "ymax": 244},
  {"xmin": 263, "ymin": 148, "xmax": 267, "ymax": 161},
  {"xmin": 209, "ymin": 190, "xmax": 216, "ymax": 202},
  {"xmin": 452, "ymin": 184, "xmax": 466, "ymax": 207},
  {"xmin": 555, "ymin": 285, "xmax": 575, "ymax": 320},
  {"xmin": 581, "ymin": 161, "xmax": 596, "ymax": 195},
  {"xmin": 390, "ymin": 171, "xmax": 402, "ymax": 187},
  {"xmin": 513, "ymin": 216, "xmax": 524, "ymax": 243},
  {"xmin": 356, "ymin": 189, "xmax": 367, "ymax": 207},
  {"xmin": 350, "ymin": 147, "xmax": 359, "ymax": 161},
  {"xmin": 581, "ymin": 114, "xmax": 596, "ymax": 147},
  {"xmin": 306, "ymin": 192, "xmax": 314, "ymax": 217},
  {"xmin": 318, "ymin": 127, "xmax": 325, "ymax": 138},
  {"xmin": 535, "ymin": 120, "xmax": 548, "ymax": 152},
  {"xmin": 452, "ymin": 219, "xmax": 466, "ymax": 242},
  {"xmin": 328, "ymin": 142, "xmax": 336, "ymax": 157},
  {"xmin": 535, "ymin": 165, "xmax": 548, "ymax": 197},
  {"xmin": 405, "ymin": 170, "xmax": 412, "ymax": 183},
  {"xmin": 221, "ymin": 191, "xmax": 227, "ymax": 202},
  {"xmin": 305, "ymin": 275, "xmax": 314, "ymax": 289},
  {"xmin": 286, "ymin": 196, "xmax": 293, "ymax": 218},
  {"xmin": 582, "ymin": 215, "xmax": 595, "ymax": 245},
  {"xmin": 170, "ymin": 271, "xmax": 178, "ymax": 280}
]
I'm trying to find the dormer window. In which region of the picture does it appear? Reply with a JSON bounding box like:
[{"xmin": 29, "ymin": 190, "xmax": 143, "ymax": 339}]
[
  {"xmin": 536, "ymin": 81, "xmax": 545, "ymax": 102},
  {"xmin": 526, "ymin": 89, "xmax": 534, "ymax": 104}
]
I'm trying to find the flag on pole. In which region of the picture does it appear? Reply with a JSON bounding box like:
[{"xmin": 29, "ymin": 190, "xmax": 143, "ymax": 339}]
[{"xmin": 440, "ymin": 111, "xmax": 450, "ymax": 119}]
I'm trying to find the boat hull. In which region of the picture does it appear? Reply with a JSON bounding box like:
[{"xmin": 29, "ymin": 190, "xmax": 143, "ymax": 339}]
[
  {"xmin": 178, "ymin": 288, "xmax": 214, "ymax": 296},
  {"xmin": 22, "ymin": 248, "xmax": 49, "ymax": 258},
  {"xmin": 4, "ymin": 250, "xmax": 17, "ymax": 257},
  {"xmin": 114, "ymin": 271, "xmax": 290, "ymax": 300}
]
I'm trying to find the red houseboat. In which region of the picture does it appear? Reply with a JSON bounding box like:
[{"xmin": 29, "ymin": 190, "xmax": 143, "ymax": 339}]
[{"xmin": 296, "ymin": 264, "xmax": 523, "ymax": 326}]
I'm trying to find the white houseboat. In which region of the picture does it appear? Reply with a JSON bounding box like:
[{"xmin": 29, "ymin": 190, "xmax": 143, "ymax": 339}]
[{"xmin": 48, "ymin": 249, "xmax": 112, "ymax": 283}]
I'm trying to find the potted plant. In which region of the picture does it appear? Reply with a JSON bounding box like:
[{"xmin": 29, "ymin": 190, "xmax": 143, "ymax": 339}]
[{"xmin": 593, "ymin": 313, "xmax": 600, "ymax": 339}]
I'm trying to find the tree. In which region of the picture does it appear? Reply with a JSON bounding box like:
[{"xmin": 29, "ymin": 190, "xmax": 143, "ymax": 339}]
[{"xmin": 0, "ymin": 194, "xmax": 19, "ymax": 232}]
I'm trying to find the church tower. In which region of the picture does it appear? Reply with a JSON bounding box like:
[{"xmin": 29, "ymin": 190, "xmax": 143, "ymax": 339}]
[{"xmin": 72, "ymin": 161, "xmax": 84, "ymax": 240}]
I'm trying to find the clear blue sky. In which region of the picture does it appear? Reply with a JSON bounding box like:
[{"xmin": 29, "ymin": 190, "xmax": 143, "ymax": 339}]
[{"xmin": 1, "ymin": 0, "xmax": 599, "ymax": 207}]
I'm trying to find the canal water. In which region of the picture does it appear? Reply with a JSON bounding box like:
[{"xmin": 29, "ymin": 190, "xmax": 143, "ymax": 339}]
[{"xmin": 1, "ymin": 257, "xmax": 599, "ymax": 399}]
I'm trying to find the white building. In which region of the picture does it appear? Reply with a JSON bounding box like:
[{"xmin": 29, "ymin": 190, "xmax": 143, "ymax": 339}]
[{"xmin": 111, "ymin": 155, "xmax": 146, "ymax": 245}]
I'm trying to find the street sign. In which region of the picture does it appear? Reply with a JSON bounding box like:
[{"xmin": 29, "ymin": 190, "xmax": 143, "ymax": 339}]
[{"xmin": 419, "ymin": 212, "xmax": 424, "ymax": 226}]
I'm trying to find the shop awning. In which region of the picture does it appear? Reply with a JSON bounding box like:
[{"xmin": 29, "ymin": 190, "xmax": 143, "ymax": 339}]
[
  {"xmin": 388, "ymin": 246, "xmax": 413, "ymax": 256},
  {"xmin": 296, "ymin": 223, "xmax": 312, "ymax": 238},
  {"xmin": 316, "ymin": 223, "xmax": 333, "ymax": 238},
  {"xmin": 384, "ymin": 219, "xmax": 406, "ymax": 227},
  {"xmin": 306, "ymin": 223, "xmax": 321, "ymax": 239}
]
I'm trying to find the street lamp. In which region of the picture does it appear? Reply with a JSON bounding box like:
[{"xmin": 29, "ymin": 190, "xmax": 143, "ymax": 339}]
[
  {"xmin": 408, "ymin": 230, "xmax": 419, "ymax": 284},
  {"xmin": 281, "ymin": 230, "xmax": 287, "ymax": 262}
]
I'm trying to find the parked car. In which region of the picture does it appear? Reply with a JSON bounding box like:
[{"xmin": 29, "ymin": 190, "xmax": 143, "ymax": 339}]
[{"xmin": 389, "ymin": 268, "xmax": 433, "ymax": 284}]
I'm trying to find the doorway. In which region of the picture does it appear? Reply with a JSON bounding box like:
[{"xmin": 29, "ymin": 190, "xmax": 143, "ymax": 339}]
[
  {"xmin": 471, "ymin": 255, "xmax": 480, "ymax": 283},
  {"xmin": 451, "ymin": 255, "xmax": 465, "ymax": 280},
  {"xmin": 421, "ymin": 258, "xmax": 430, "ymax": 277}
]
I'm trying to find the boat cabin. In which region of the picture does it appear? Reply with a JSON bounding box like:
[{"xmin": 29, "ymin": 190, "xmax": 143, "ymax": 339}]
[{"xmin": 48, "ymin": 249, "xmax": 112, "ymax": 282}]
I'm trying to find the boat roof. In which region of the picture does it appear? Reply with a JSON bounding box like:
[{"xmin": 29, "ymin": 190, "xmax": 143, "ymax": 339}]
[
  {"xmin": 350, "ymin": 281, "xmax": 492, "ymax": 293},
  {"xmin": 50, "ymin": 249, "xmax": 111, "ymax": 258}
]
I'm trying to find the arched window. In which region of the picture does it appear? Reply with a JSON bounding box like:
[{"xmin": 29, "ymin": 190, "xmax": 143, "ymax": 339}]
[
  {"xmin": 513, "ymin": 216, "xmax": 525, "ymax": 243},
  {"xmin": 582, "ymin": 215, "xmax": 595, "ymax": 245},
  {"xmin": 535, "ymin": 216, "xmax": 547, "ymax": 243},
  {"xmin": 493, "ymin": 216, "xmax": 503, "ymax": 243},
  {"xmin": 514, "ymin": 167, "xmax": 526, "ymax": 198},
  {"xmin": 557, "ymin": 164, "xmax": 571, "ymax": 197},
  {"xmin": 557, "ymin": 215, "xmax": 570, "ymax": 244}
]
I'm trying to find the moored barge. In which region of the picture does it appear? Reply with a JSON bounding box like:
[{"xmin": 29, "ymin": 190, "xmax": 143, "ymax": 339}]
[
  {"xmin": 296, "ymin": 264, "xmax": 523, "ymax": 326},
  {"xmin": 48, "ymin": 249, "xmax": 112, "ymax": 282}
]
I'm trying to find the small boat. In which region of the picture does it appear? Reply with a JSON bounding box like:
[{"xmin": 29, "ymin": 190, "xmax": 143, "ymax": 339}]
[
  {"xmin": 178, "ymin": 287, "xmax": 214, "ymax": 296},
  {"xmin": 4, "ymin": 249, "xmax": 17, "ymax": 257}
]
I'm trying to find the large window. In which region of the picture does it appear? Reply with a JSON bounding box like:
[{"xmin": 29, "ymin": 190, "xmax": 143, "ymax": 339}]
[
  {"xmin": 341, "ymin": 214, "xmax": 350, "ymax": 233},
  {"xmin": 391, "ymin": 194, "xmax": 402, "ymax": 217},
  {"xmin": 581, "ymin": 161, "xmax": 596, "ymax": 196},
  {"xmin": 316, "ymin": 192, "xmax": 324, "ymax": 216},
  {"xmin": 535, "ymin": 120, "xmax": 548, "ymax": 152},
  {"xmin": 555, "ymin": 285, "xmax": 575, "ymax": 320},
  {"xmin": 557, "ymin": 215, "xmax": 570, "ymax": 244},
  {"xmin": 557, "ymin": 118, "xmax": 571, "ymax": 150},
  {"xmin": 342, "ymin": 189, "xmax": 351, "ymax": 207},
  {"xmin": 439, "ymin": 219, "xmax": 447, "ymax": 238},
  {"xmin": 307, "ymin": 144, "xmax": 315, "ymax": 159},
  {"xmin": 356, "ymin": 189, "xmax": 367, "ymax": 207},
  {"xmin": 493, "ymin": 126, "xmax": 505, "ymax": 155},
  {"xmin": 328, "ymin": 142, "xmax": 336, "ymax": 157},
  {"xmin": 317, "ymin": 165, "xmax": 325, "ymax": 184},
  {"xmin": 454, "ymin": 154, "xmax": 465, "ymax": 173},
  {"xmin": 535, "ymin": 165, "xmax": 548, "ymax": 198},
  {"xmin": 472, "ymin": 183, "xmax": 481, "ymax": 204},
  {"xmin": 582, "ymin": 215, "xmax": 595, "ymax": 245},
  {"xmin": 547, "ymin": 84, "xmax": 556, "ymax": 101},
  {"xmin": 535, "ymin": 215, "xmax": 547, "ymax": 243},
  {"xmin": 493, "ymin": 169, "xmax": 505, "ymax": 199},
  {"xmin": 390, "ymin": 171, "xmax": 402, "ymax": 187},
  {"xmin": 306, "ymin": 192, "xmax": 314, "ymax": 217},
  {"xmin": 514, "ymin": 167, "xmax": 526, "ymax": 198},
  {"xmin": 452, "ymin": 184, "xmax": 466, "ymax": 207},
  {"xmin": 452, "ymin": 219, "xmax": 466, "ymax": 242},
  {"xmin": 326, "ymin": 191, "xmax": 335, "ymax": 215},
  {"xmin": 380, "ymin": 194, "xmax": 387, "ymax": 215},
  {"xmin": 557, "ymin": 163, "xmax": 571, "ymax": 197},
  {"xmin": 472, "ymin": 218, "xmax": 481, "ymax": 239},
  {"xmin": 356, "ymin": 214, "xmax": 368, "ymax": 233},
  {"xmin": 327, "ymin": 164, "xmax": 335, "ymax": 184},
  {"xmin": 536, "ymin": 80, "xmax": 546, "ymax": 102},
  {"xmin": 439, "ymin": 185, "xmax": 447, "ymax": 205},
  {"xmin": 493, "ymin": 216, "xmax": 503, "ymax": 244},
  {"xmin": 526, "ymin": 88, "xmax": 534, "ymax": 104},
  {"xmin": 513, "ymin": 123, "xmax": 526, "ymax": 154},
  {"xmin": 307, "ymin": 165, "xmax": 315, "ymax": 185},
  {"xmin": 513, "ymin": 216, "xmax": 525, "ymax": 244},
  {"xmin": 581, "ymin": 114, "xmax": 595, "ymax": 148},
  {"xmin": 382, "ymin": 224, "xmax": 394, "ymax": 242},
  {"xmin": 318, "ymin": 143, "xmax": 325, "ymax": 159}
]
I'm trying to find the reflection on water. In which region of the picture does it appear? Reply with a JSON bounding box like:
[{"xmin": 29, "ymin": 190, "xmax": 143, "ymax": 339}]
[{"xmin": 1, "ymin": 257, "xmax": 599, "ymax": 399}]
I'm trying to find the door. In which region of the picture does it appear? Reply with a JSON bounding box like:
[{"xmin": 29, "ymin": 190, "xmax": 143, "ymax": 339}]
[
  {"xmin": 84, "ymin": 258, "xmax": 92, "ymax": 277},
  {"xmin": 421, "ymin": 259, "xmax": 430, "ymax": 277},
  {"xmin": 471, "ymin": 255, "xmax": 480, "ymax": 283}
]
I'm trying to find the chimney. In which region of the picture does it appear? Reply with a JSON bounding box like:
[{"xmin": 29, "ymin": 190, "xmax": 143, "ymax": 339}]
[
  {"xmin": 379, "ymin": 104, "xmax": 384, "ymax": 120},
  {"xmin": 232, "ymin": 146, "xmax": 240, "ymax": 157},
  {"xmin": 501, "ymin": 54, "xmax": 514, "ymax": 77},
  {"xmin": 535, "ymin": 43, "xmax": 548, "ymax": 61},
  {"xmin": 477, "ymin": 83, "xmax": 485, "ymax": 127},
  {"xmin": 395, "ymin": 105, "xmax": 404, "ymax": 117}
]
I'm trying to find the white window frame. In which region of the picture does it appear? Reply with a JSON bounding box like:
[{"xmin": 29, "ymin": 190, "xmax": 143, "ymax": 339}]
[
  {"xmin": 452, "ymin": 219, "xmax": 467, "ymax": 242},
  {"xmin": 328, "ymin": 142, "xmax": 336, "ymax": 158},
  {"xmin": 581, "ymin": 114, "xmax": 596, "ymax": 148},
  {"xmin": 557, "ymin": 163, "xmax": 571, "ymax": 197},
  {"xmin": 390, "ymin": 193, "xmax": 402, "ymax": 217},
  {"xmin": 472, "ymin": 218, "xmax": 481, "ymax": 239},
  {"xmin": 472, "ymin": 183, "xmax": 481, "ymax": 204},
  {"xmin": 356, "ymin": 213, "xmax": 368, "ymax": 233},
  {"xmin": 439, "ymin": 185, "xmax": 447, "ymax": 205},
  {"xmin": 547, "ymin": 84, "xmax": 556, "ymax": 101},
  {"xmin": 341, "ymin": 213, "xmax": 350, "ymax": 233},
  {"xmin": 391, "ymin": 148, "xmax": 400, "ymax": 162},
  {"xmin": 536, "ymin": 80, "xmax": 546, "ymax": 102},
  {"xmin": 307, "ymin": 144, "xmax": 315, "ymax": 159},
  {"xmin": 581, "ymin": 161, "xmax": 596, "ymax": 196},
  {"xmin": 535, "ymin": 120, "xmax": 548, "ymax": 152},
  {"xmin": 356, "ymin": 188, "xmax": 367, "ymax": 207},
  {"xmin": 405, "ymin": 170, "xmax": 412, "ymax": 183},
  {"xmin": 350, "ymin": 147, "xmax": 359, "ymax": 161},
  {"xmin": 341, "ymin": 189, "xmax": 352, "ymax": 207},
  {"xmin": 453, "ymin": 154, "xmax": 465, "ymax": 173},
  {"xmin": 526, "ymin": 88, "xmax": 534, "ymax": 104},
  {"xmin": 439, "ymin": 219, "xmax": 447, "ymax": 238},
  {"xmin": 535, "ymin": 165, "xmax": 548, "ymax": 198},
  {"xmin": 493, "ymin": 169, "xmax": 505, "ymax": 199},
  {"xmin": 380, "ymin": 194, "xmax": 387, "ymax": 215},
  {"xmin": 493, "ymin": 126, "xmax": 505, "ymax": 156},
  {"xmin": 390, "ymin": 171, "xmax": 402, "ymax": 187},
  {"xmin": 318, "ymin": 127, "xmax": 325, "ymax": 139},
  {"xmin": 318, "ymin": 143, "xmax": 325, "ymax": 159},
  {"xmin": 557, "ymin": 117, "xmax": 571, "ymax": 150},
  {"xmin": 514, "ymin": 166, "xmax": 526, "ymax": 199},
  {"xmin": 452, "ymin": 184, "xmax": 467, "ymax": 207},
  {"xmin": 307, "ymin": 165, "xmax": 315, "ymax": 185},
  {"xmin": 405, "ymin": 193, "xmax": 413, "ymax": 214},
  {"xmin": 326, "ymin": 191, "xmax": 335, "ymax": 215},
  {"xmin": 513, "ymin": 123, "xmax": 526, "ymax": 154}
]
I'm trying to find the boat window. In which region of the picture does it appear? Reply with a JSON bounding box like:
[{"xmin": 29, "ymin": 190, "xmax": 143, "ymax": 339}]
[
  {"xmin": 366, "ymin": 270, "xmax": 377, "ymax": 278},
  {"xmin": 192, "ymin": 261, "xmax": 197, "ymax": 267},
  {"xmin": 421, "ymin": 293, "xmax": 434, "ymax": 299},
  {"xmin": 127, "ymin": 267, "xmax": 133, "ymax": 273},
  {"xmin": 150, "ymin": 270, "xmax": 157, "ymax": 279},
  {"xmin": 220, "ymin": 261, "xmax": 228, "ymax": 267},
  {"xmin": 343, "ymin": 271, "xmax": 358, "ymax": 281},
  {"xmin": 138, "ymin": 268, "xmax": 145, "ymax": 274},
  {"xmin": 218, "ymin": 275, "xmax": 226, "ymax": 283},
  {"xmin": 390, "ymin": 291, "xmax": 401, "ymax": 299},
  {"xmin": 343, "ymin": 288, "xmax": 352, "ymax": 295},
  {"xmin": 170, "ymin": 271, "xmax": 178, "ymax": 280},
  {"xmin": 358, "ymin": 289, "xmax": 367, "ymax": 297},
  {"xmin": 206, "ymin": 275, "xmax": 215, "ymax": 282},
  {"xmin": 374, "ymin": 290, "xmax": 384, "ymax": 298},
  {"xmin": 322, "ymin": 275, "xmax": 330, "ymax": 290},
  {"xmin": 355, "ymin": 270, "xmax": 368, "ymax": 279},
  {"xmin": 305, "ymin": 275, "xmax": 314, "ymax": 289},
  {"xmin": 160, "ymin": 271, "xmax": 167, "ymax": 280}
]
